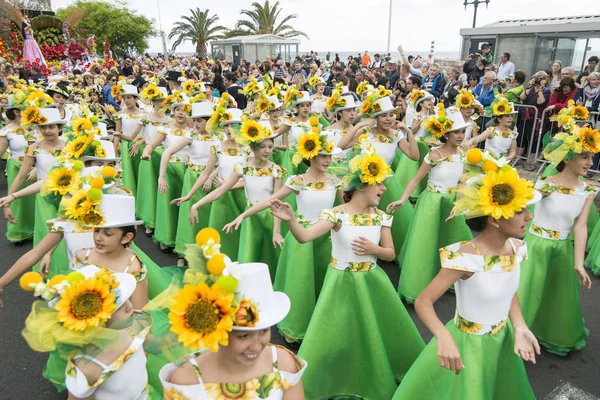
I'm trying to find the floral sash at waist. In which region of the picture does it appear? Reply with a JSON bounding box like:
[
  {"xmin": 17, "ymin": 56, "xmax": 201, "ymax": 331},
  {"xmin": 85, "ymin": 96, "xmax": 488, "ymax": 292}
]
[
  {"xmin": 426, "ymin": 183, "xmax": 457, "ymax": 194},
  {"xmin": 454, "ymin": 311, "xmax": 507, "ymax": 336},
  {"xmin": 331, "ymin": 257, "xmax": 376, "ymax": 272},
  {"xmin": 529, "ymin": 223, "xmax": 569, "ymax": 241},
  {"xmin": 186, "ymin": 163, "xmax": 206, "ymax": 173},
  {"xmin": 168, "ymin": 156, "xmax": 185, "ymax": 163}
]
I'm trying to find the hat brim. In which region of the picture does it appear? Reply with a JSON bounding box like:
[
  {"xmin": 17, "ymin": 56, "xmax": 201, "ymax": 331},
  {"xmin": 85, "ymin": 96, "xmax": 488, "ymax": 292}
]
[
  {"xmin": 334, "ymin": 105, "xmax": 358, "ymax": 114},
  {"xmin": 114, "ymin": 273, "xmax": 137, "ymax": 309},
  {"xmin": 415, "ymin": 94, "xmax": 435, "ymax": 107},
  {"xmin": 122, "ymin": 93, "xmax": 139, "ymax": 98},
  {"xmin": 371, "ymin": 106, "xmax": 399, "ymax": 118},
  {"xmin": 318, "ymin": 147, "xmax": 343, "ymax": 156},
  {"xmin": 82, "ymin": 156, "xmax": 121, "ymax": 162},
  {"xmin": 220, "ymin": 120, "xmax": 243, "ymax": 127},
  {"xmin": 46, "ymin": 89, "xmax": 70, "ymax": 98},
  {"xmin": 190, "ymin": 113, "xmax": 212, "ymax": 119},
  {"xmin": 85, "ymin": 220, "xmax": 144, "ymax": 229},
  {"xmin": 232, "ymin": 292, "xmax": 291, "ymax": 331},
  {"xmin": 446, "ymin": 121, "xmax": 472, "ymax": 133},
  {"xmin": 37, "ymin": 119, "xmax": 68, "ymax": 126},
  {"xmin": 296, "ymin": 99, "xmax": 313, "ymax": 105},
  {"xmin": 527, "ymin": 190, "xmax": 542, "ymax": 206}
]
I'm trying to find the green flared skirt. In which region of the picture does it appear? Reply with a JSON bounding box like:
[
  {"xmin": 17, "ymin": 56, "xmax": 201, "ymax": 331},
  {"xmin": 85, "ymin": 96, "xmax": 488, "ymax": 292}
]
[
  {"xmin": 398, "ymin": 190, "xmax": 473, "ymax": 303},
  {"xmin": 395, "ymin": 140, "xmax": 429, "ymax": 200},
  {"xmin": 585, "ymin": 219, "xmax": 600, "ymax": 275},
  {"xmin": 541, "ymin": 163, "xmax": 599, "ymax": 250},
  {"xmin": 6, "ymin": 158, "xmax": 35, "ymax": 242},
  {"xmin": 153, "ymin": 162, "xmax": 186, "ymax": 248},
  {"xmin": 120, "ymin": 141, "xmax": 142, "ymax": 195},
  {"xmin": 174, "ymin": 168, "xmax": 212, "ymax": 256},
  {"xmin": 238, "ymin": 208, "xmax": 282, "ymax": 279},
  {"xmin": 378, "ymin": 177, "xmax": 414, "ymax": 258},
  {"xmin": 274, "ymin": 229, "xmax": 332, "ymax": 342},
  {"xmin": 393, "ymin": 322, "xmax": 535, "ymax": 399},
  {"xmin": 518, "ymin": 233, "xmax": 588, "ymax": 356},
  {"xmin": 208, "ymin": 189, "xmax": 246, "ymax": 261},
  {"xmin": 33, "ymin": 194, "xmax": 69, "ymax": 277},
  {"xmin": 136, "ymin": 147, "xmax": 164, "ymax": 229},
  {"xmin": 298, "ymin": 265, "xmax": 425, "ymax": 399}
]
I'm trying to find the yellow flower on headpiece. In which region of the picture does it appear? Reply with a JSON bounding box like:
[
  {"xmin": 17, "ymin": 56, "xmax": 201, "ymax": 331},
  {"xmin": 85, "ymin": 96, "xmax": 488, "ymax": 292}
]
[
  {"xmin": 456, "ymin": 89, "xmax": 474, "ymax": 108},
  {"xmin": 234, "ymin": 297, "xmax": 259, "ymax": 327},
  {"xmin": 239, "ymin": 120, "xmax": 264, "ymax": 143},
  {"xmin": 64, "ymin": 134, "xmax": 94, "ymax": 159},
  {"xmin": 21, "ymin": 106, "xmax": 39, "ymax": 126},
  {"xmin": 356, "ymin": 81, "xmax": 368, "ymax": 96},
  {"xmin": 478, "ymin": 168, "xmax": 534, "ymax": 219},
  {"xmin": 358, "ymin": 153, "xmax": 390, "ymax": 185},
  {"xmin": 579, "ymin": 127, "xmax": 600, "ymax": 153},
  {"xmin": 572, "ymin": 105, "xmax": 589, "ymax": 121},
  {"xmin": 360, "ymin": 100, "xmax": 372, "ymax": 115},
  {"xmin": 46, "ymin": 167, "xmax": 81, "ymax": 196},
  {"xmin": 296, "ymin": 133, "xmax": 322, "ymax": 160},
  {"xmin": 182, "ymin": 80, "xmax": 195, "ymax": 96},
  {"xmin": 64, "ymin": 190, "xmax": 98, "ymax": 219},
  {"xmin": 256, "ymin": 97, "xmax": 271, "ymax": 113},
  {"xmin": 81, "ymin": 208, "xmax": 105, "ymax": 226}
]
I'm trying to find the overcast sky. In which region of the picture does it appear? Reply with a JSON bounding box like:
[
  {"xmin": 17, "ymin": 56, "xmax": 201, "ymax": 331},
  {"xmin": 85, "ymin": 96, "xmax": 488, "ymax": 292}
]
[{"xmin": 51, "ymin": 0, "xmax": 600, "ymax": 54}]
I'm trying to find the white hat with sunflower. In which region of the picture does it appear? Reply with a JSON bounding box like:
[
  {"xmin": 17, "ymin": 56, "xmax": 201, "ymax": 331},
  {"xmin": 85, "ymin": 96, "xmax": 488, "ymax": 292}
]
[
  {"xmin": 36, "ymin": 108, "xmax": 68, "ymax": 126},
  {"xmin": 219, "ymin": 108, "xmax": 244, "ymax": 126},
  {"xmin": 292, "ymin": 116, "xmax": 340, "ymax": 166},
  {"xmin": 121, "ymin": 84, "xmax": 139, "ymax": 98},
  {"xmin": 236, "ymin": 119, "xmax": 280, "ymax": 146},
  {"xmin": 88, "ymin": 194, "xmax": 143, "ymax": 228},
  {"xmin": 490, "ymin": 95, "xmax": 517, "ymax": 117},
  {"xmin": 409, "ymin": 89, "xmax": 435, "ymax": 108},
  {"xmin": 550, "ymin": 99, "xmax": 590, "ymax": 129},
  {"xmin": 343, "ymin": 137, "xmax": 392, "ymax": 191},
  {"xmin": 267, "ymin": 95, "xmax": 283, "ymax": 110},
  {"xmin": 82, "ymin": 139, "xmax": 120, "ymax": 162},
  {"xmin": 454, "ymin": 88, "xmax": 475, "ymax": 109},
  {"xmin": 190, "ymin": 102, "xmax": 213, "ymax": 119},
  {"xmin": 542, "ymin": 124, "xmax": 600, "ymax": 166}
]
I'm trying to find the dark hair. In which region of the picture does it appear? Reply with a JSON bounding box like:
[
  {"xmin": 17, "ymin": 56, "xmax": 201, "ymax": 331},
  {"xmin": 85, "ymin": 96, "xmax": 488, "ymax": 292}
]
[
  {"xmin": 377, "ymin": 76, "xmax": 389, "ymax": 88},
  {"xmin": 514, "ymin": 70, "xmax": 526, "ymax": 85},
  {"xmin": 588, "ymin": 56, "xmax": 599, "ymax": 63},
  {"xmin": 502, "ymin": 52, "xmax": 511, "ymax": 61},
  {"xmin": 558, "ymin": 77, "xmax": 576, "ymax": 92},
  {"xmin": 119, "ymin": 225, "xmax": 137, "ymax": 246},
  {"xmin": 249, "ymin": 138, "xmax": 274, "ymax": 151},
  {"xmin": 407, "ymin": 75, "xmax": 422, "ymax": 88},
  {"xmin": 223, "ymin": 72, "xmax": 236, "ymax": 83},
  {"xmin": 556, "ymin": 161, "xmax": 565, "ymax": 172},
  {"xmin": 343, "ymin": 189, "xmax": 355, "ymax": 203},
  {"xmin": 468, "ymin": 73, "xmax": 480, "ymax": 82},
  {"xmin": 466, "ymin": 216, "xmax": 487, "ymax": 232},
  {"xmin": 6, "ymin": 108, "xmax": 18, "ymax": 121}
]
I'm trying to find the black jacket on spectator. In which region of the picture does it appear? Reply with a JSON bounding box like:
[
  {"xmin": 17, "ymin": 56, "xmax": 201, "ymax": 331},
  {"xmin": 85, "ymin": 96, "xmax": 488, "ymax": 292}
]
[
  {"xmin": 226, "ymin": 84, "xmax": 247, "ymax": 109},
  {"xmin": 388, "ymin": 70, "xmax": 400, "ymax": 89},
  {"xmin": 574, "ymin": 87, "xmax": 600, "ymax": 113}
]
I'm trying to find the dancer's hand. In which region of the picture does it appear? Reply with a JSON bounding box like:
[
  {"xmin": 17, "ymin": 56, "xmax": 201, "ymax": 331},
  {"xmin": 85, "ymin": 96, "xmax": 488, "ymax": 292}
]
[
  {"xmin": 141, "ymin": 149, "xmax": 151, "ymax": 160},
  {"xmin": 574, "ymin": 266, "xmax": 592, "ymax": 289},
  {"xmin": 4, "ymin": 208, "xmax": 17, "ymax": 224},
  {"xmin": 223, "ymin": 216, "xmax": 244, "ymax": 234},
  {"xmin": 351, "ymin": 236, "xmax": 378, "ymax": 256},
  {"xmin": 269, "ymin": 199, "xmax": 294, "ymax": 221},
  {"xmin": 513, "ymin": 327, "xmax": 540, "ymax": 364},
  {"xmin": 170, "ymin": 195, "xmax": 190, "ymax": 206},
  {"xmin": 461, "ymin": 139, "xmax": 475, "ymax": 151},
  {"xmin": 202, "ymin": 179, "xmax": 212, "ymax": 193},
  {"xmin": 189, "ymin": 205, "xmax": 199, "ymax": 225},
  {"xmin": 436, "ymin": 330, "xmax": 464, "ymax": 375},
  {"xmin": 386, "ymin": 199, "xmax": 405, "ymax": 213},
  {"xmin": 273, "ymin": 233, "xmax": 285, "ymax": 249},
  {"xmin": 0, "ymin": 196, "xmax": 13, "ymax": 207},
  {"xmin": 26, "ymin": 168, "xmax": 37, "ymax": 182},
  {"xmin": 158, "ymin": 177, "xmax": 169, "ymax": 194},
  {"xmin": 130, "ymin": 142, "xmax": 142, "ymax": 156},
  {"xmin": 212, "ymin": 176, "xmax": 223, "ymax": 188},
  {"xmin": 40, "ymin": 254, "xmax": 52, "ymax": 278}
]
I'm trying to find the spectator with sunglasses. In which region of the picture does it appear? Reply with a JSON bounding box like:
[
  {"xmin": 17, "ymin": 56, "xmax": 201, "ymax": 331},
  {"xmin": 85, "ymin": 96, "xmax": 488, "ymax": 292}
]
[{"xmin": 102, "ymin": 73, "xmax": 121, "ymax": 111}]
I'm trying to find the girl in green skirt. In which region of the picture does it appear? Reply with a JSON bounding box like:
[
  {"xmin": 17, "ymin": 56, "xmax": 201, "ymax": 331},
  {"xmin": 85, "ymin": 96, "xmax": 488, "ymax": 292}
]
[
  {"xmin": 188, "ymin": 119, "xmax": 286, "ymax": 278},
  {"xmin": 388, "ymin": 112, "xmax": 473, "ymax": 303},
  {"xmin": 518, "ymin": 125, "xmax": 597, "ymax": 356},
  {"xmin": 394, "ymin": 164, "xmax": 540, "ymax": 399},
  {"xmin": 224, "ymin": 128, "xmax": 343, "ymax": 343},
  {"xmin": 269, "ymin": 147, "xmax": 425, "ymax": 399},
  {"xmin": 326, "ymin": 90, "xmax": 358, "ymax": 175}
]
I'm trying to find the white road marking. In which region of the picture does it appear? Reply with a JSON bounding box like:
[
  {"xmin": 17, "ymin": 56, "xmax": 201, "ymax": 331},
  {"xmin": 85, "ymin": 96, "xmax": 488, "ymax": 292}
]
[{"xmin": 544, "ymin": 381, "xmax": 599, "ymax": 400}]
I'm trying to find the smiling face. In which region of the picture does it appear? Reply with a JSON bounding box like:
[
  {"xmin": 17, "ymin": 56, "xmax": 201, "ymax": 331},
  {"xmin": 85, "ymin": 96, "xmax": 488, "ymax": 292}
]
[
  {"xmin": 173, "ymin": 105, "xmax": 186, "ymax": 122},
  {"xmin": 93, "ymin": 227, "xmax": 134, "ymax": 253},
  {"xmin": 444, "ymin": 128, "xmax": 466, "ymax": 146},
  {"xmin": 498, "ymin": 114, "xmax": 513, "ymax": 127},
  {"xmin": 252, "ymin": 138, "xmax": 274, "ymax": 161},
  {"xmin": 38, "ymin": 124, "xmax": 61, "ymax": 140},
  {"xmin": 223, "ymin": 328, "xmax": 271, "ymax": 366},
  {"xmin": 494, "ymin": 208, "xmax": 533, "ymax": 239},
  {"xmin": 565, "ymin": 152, "xmax": 594, "ymax": 177},
  {"xmin": 309, "ymin": 154, "xmax": 332, "ymax": 172},
  {"xmin": 376, "ymin": 112, "xmax": 395, "ymax": 129}
]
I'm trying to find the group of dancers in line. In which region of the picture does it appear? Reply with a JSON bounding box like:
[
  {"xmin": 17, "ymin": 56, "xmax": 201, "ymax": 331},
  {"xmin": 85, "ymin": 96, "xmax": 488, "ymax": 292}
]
[{"xmin": 0, "ymin": 70, "xmax": 598, "ymax": 399}]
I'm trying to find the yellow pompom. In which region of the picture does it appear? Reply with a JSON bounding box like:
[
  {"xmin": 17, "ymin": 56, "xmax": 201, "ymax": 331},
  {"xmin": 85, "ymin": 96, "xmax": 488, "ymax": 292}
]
[
  {"xmin": 437, "ymin": 103, "xmax": 445, "ymax": 109},
  {"xmin": 102, "ymin": 166, "xmax": 117, "ymax": 178},
  {"xmin": 483, "ymin": 159, "xmax": 498, "ymax": 173},
  {"xmin": 207, "ymin": 253, "xmax": 228, "ymax": 276},
  {"xmin": 466, "ymin": 148, "xmax": 483, "ymax": 164},
  {"xmin": 309, "ymin": 116, "xmax": 319, "ymax": 126},
  {"xmin": 90, "ymin": 177, "xmax": 105, "ymax": 189},
  {"xmin": 48, "ymin": 274, "xmax": 68, "ymax": 288},
  {"xmin": 196, "ymin": 227, "xmax": 220, "ymax": 246},
  {"xmin": 20, "ymin": 271, "xmax": 43, "ymax": 291}
]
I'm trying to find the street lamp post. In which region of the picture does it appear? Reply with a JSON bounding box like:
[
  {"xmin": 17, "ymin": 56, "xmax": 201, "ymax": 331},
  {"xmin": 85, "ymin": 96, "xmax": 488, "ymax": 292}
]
[
  {"xmin": 463, "ymin": 0, "xmax": 490, "ymax": 28},
  {"xmin": 386, "ymin": 0, "xmax": 393, "ymax": 53},
  {"xmin": 156, "ymin": 0, "xmax": 168, "ymax": 57}
]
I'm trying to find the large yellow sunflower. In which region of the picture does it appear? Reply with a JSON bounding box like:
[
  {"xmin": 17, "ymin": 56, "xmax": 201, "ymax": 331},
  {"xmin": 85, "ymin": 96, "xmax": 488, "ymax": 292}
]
[
  {"xmin": 21, "ymin": 106, "xmax": 39, "ymax": 126},
  {"xmin": 141, "ymin": 84, "xmax": 160, "ymax": 100},
  {"xmin": 572, "ymin": 105, "xmax": 589, "ymax": 121},
  {"xmin": 55, "ymin": 277, "xmax": 116, "ymax": 331},
  {"xmin": 296, "ymin": 133, "xmax": 322, "ymax": 160},
  {"xmin": 111, "ymin": 85, "xmax": 124, "ymax": 98},
  {"xmin": 578, "ymin": 127, "xmax": 600, "ymax": 153},
  {"xmin": 360, "ymin": 100, "xmax": 372, "ymax": 114},
  {"xmin": 478, "ymin": 168, "xmax": 534, "ymax": 219},
  {"xmin": 64, "ymin": 134, "xmax": 94, "ymax": 159},
  {"xmin": 425, "ymin": 117, "xmax": 444, "ymax": 138},
  {"xmin": 46, "ymin": 167, "xmax": 81, "ymax": 196},
  {"xmin": 168, "ymin": 282, "xmax": 237, "ymax": 352},
  {"xmin": 64, "ymin": 190, "xmax": 98, "ymax": 219},
  {"xmin": 182, "ymin": 80, "xmax": 195, "ymax": 96},
  {"xmin": 356, "ymin": 81, "xmax": 368, "ymax": 95},
  {"xmin": 81, "ymin": 208, "xmax": 105, "ymax": 226},
  {"xmin": 358, "ymin": 153, "xmax": 390, "ymax": 185},
  {"xmin": 457, "ymin": 91, "xmax": 474, "ymax": 108},
  {"xmin": 492, "ymin": 101, "xmax": 511, "ymax": 116},
  {"xmin": 409, "ymin": 90, "xmax": 424, "ymax": 105},
  {"xmin": 72, "ymin": 118, "xmax": 93, "ymax": 134},
  {"xmin": 256, "ymin": 98, "xmax": 271, "ymax": 113},
  {"xmin": 239, "ymin": 120, "xmax": 264, "ymax": 143}
]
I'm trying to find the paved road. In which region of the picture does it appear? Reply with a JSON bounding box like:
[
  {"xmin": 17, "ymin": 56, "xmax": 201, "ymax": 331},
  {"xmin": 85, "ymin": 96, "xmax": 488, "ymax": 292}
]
[{"xmin": 0, "ymin": 169, "xmax": 598, "ymax": 399}]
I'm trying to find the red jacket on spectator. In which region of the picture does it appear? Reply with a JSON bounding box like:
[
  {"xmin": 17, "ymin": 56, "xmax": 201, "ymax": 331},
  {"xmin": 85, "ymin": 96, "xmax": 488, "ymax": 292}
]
[{"xmin": 547, "ymin": 88, "xmax": 577, "ymax": 112}]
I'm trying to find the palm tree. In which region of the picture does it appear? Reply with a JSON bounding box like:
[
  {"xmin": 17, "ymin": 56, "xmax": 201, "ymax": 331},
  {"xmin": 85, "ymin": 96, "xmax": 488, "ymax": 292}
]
[
  {"xmin": 226, "ymin": 0, "xmax": 308, "ymax": 39},
  {"xmin": 168, "ymin": 8, "xmax": 227, "ymax": 58}
]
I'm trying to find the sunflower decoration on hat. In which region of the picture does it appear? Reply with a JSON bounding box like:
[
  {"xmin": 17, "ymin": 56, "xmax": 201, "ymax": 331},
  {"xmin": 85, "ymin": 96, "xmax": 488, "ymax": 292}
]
[
  {"xmin": 110, "ymin": 80, "xmax": 126, "ymax": 101},
  {"xmin": 490, "ymin": 95, "xmax": 515, "ymax": 117},
  {"xmin": 283, "ymin": 85, "xmax": 310, "ymax": 113},
  {"xmin": 23, "ymin": 87, "xmax": 54, "ymax": 109},
  {"xmin": 161, "ymin": 90, "xmax": 186, "ymax": 115},
  {"xmin": 550, "ymin": 99, "xmax": 590, "ymax": 131},
  {"xmin": 343, "ymin": 136, "xmax": 392, "ymax": 191},
  {"xmin": 356, "ymin": 81, "xmax": 369, "ymax": 97},
  {"xmin": 242, "ymin": 77, "xmax": 263, "ymax": 98},
  {"xmin": 462, "ymin": 147, "xmax": 510, "ymax": 181},
  {"xmin": 140, "ymin": 83, "xmax": 164, "ymax": 101},
  {"xmin": 423, "ymin": 103, "xmax": 454, "ymax": 143},
  {"xmin": 267, "ymin": 81, "xmax": 286, "ymax": 101},
  {"xmin": 325, "ymin": 90, "xmax": 345, "ymax": 112},
  {"xmin": 255, "ymin": 94, "xmax": 275, "ymax": 114},
  {"xmin": 292, "ymin": 116, "xmax": 336, "ymax": 166},
  {"xmin": 235, "ymin": 119, "xmax": 269, "ymax": 146},
  {"xmin": 409, "ymin": 89, "xmax": 428, "ymax": 108},
  {"xmin": 455, "ymin": 88, "xmax": 475, "ymax": 109},
  {"xmin": 19, "ymin": 264, "xmax": 148, "ymax": 362},
  {"xmin": 21, "ymin": 105, "xmax": 51, "ymax": 130},
  {"xmin": 308, "ymin": 75, "xmax": 326, "ymax": 91},
  {"xmin": 206, "ymin": 94, "xmax": 236, "ymax": 135},
  {"xmin": 542, "ymin": 124, "xmax": 600, "ymax": 166}
]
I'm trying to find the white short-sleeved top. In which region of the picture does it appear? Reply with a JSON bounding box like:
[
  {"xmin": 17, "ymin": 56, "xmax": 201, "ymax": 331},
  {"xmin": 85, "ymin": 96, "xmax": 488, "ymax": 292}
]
[
  {"xmin": 484, "ymin": 127, "xmax": 518, "ymax": 159},
  {"xmin": 286, "ymin": 175, "xmax": 342, "ymax": 224},
  {"xmin": 529, "ymin": 177, "xmax": 599, "ymax": 240},
  {"xmin": 0, "ymin": 127, "xmax": 36, "ymax": 160},
  {"xmin": 320, "ymin": 208, "xmax": 393, "ymax": 271},
  {"xmin": 46, "ymin": 219, "xmax": 94, "ymax": 268},
  {"xmin": 284, "ymin": 117, "xmax": 311, "ymax": 147},
  {"xmin": 210, "ymin": 145, "xmax": 249, "ymax": 181},
  {"xmin": 117, "ymin": 113, "xmax": 144, "ymax": 140},
  {"xmin": 139, "ymin": 118, "xmax": 171, "ymax": 144},
  {"xmin": 424, "ymin": 149, "xmax": 464, "ymax": 194},
  {"xmin": 359, "ymin": 126, "xmax": 404, "ymax": 165},
  {"xmin": 188, "ymin": 132, "xmax": 223, "ymax": 167},
  {"xmin": 441, "ymin": 239, "xmax": 527, "ymax": 335},
  {"xmin": 159, "ymin": 126, "xmax": 193, "ymax": 163},
  {"xmin": 24, "ymin": 146, "xmax": 61, "ymax": 180},
  {"xmin": 159, "ymin": 345, "xmax": 306, "ymax": 400},
  {"xmin": 234, "ymin": 162, "xmax": 286, "ymax": 206}
]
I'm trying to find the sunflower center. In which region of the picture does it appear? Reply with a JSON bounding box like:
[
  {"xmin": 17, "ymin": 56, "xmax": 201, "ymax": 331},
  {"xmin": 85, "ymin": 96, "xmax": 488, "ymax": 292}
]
[
  {"xmin": 247, "ymin": 127, "xmax": 259, "ymax": 138},
  {"xmin": 84, "ymin": 211, "xmax": 103, "ymax": 225},
  {"xmin": 71, "ymin": 291, "xmax": 102, "ymax": 319},
  {"xmin": 367, "ymin": 162, "xmax": 380, "ymax": 176},
  {"xmin": 58, "ymin": 175, "xmax": 73, "ymax": 187},
  {"xmin": 305, "ymin": 140, "xmax": 316, "ymax": 152},
  {"xmin": 186, "ymin": 299, "xmax": 220, "ymax": 333},
  {"xmin": 583, "ymin": 134, "xmax": 595, "ymax": 147},
  {"xmin": 491, "ymin": 183, "xmax": 514, "ymax": 205},
  {"xmin": 220, "ymin": 383, "xmax": 246, "ymax": 398}
]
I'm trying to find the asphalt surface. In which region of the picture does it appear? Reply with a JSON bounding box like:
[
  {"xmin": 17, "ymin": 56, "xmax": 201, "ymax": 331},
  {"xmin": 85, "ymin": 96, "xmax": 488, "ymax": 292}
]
[{"xmin": 0, "ymin": 165, "xmax": 599, "ymax": 399}]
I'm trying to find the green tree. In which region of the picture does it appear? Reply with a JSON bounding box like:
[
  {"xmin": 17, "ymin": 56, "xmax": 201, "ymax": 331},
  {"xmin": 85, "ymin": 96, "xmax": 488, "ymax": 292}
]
[
  {"xmin": 56, "ymin": 0, "xmax": 155, "ymax": 57},
  {"xmin": 226, "ymin": 0, "xmax": 308, "ymax": 39},
  {"xmin": 168, "ymin": 8, "xmax": 226, "ymax": 58}
]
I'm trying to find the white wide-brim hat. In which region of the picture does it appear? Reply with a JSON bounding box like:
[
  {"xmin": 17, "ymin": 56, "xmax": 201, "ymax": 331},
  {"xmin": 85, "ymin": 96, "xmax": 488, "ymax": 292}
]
[
  {"xmin": 296, "ymin": 91, "xmax": 313, "ymax": 105},
  {"xmin": 258, "ymin": 119, "xmax": 283, "ymax": 140},
  {"xmin": 494, "ymin": 101, "xmax": 519, "ymax": 116},
  {"xmin": 82, "ymin": 139, "xmax": 120, "ymax": 162},
  {"xmin": 122, "ymin": 84, "xmax": 139, "ymax": 98},
  {"xmin": 446, "ymin": 112, "xmax": 473, "ymax": 133},
  {"xmin": 415, "ymin": 92, "xmax": 435, "ymax": 108},
  {"xmin": 36, "ymin": 108, "xmax": 67, "ymax": 126},
  {"xmin": 371, "ymin": 96, "xmax": 398, "ymax": 118},
  {"xmin": 71, "ymin": 266, "xmax": 136, "ymax": 310},
  {"xmin": 87, "ymin": 194, "xmax": 143, "ymax": 228},
  {"xmin": 232, "ymin": 263, "xmax": 290, "ymax": 331},
  {"xmin": 335, "ymin": 95, "xmax": 358, "ymax": 114},
  {"xmin": 220, "ymin": 108, "xmax": 244, "ymax": 126},
  {"xmin": 267, "ymin": 95, "xmax": 283, "ymax": 110},
  {"xmin": 190, "ymin": 102, "xmax": 213, "ymax": 119},
  {"xmin": 157, "ymin": 87, "xmax": 169, "ymax": 100}
]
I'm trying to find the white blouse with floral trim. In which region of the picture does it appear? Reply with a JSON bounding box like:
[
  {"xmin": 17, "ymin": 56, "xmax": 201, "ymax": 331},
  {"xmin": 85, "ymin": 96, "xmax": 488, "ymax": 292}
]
[
  {"xmin": 46, "ymin": 219, "xmax": 94, "ymax": 268},
  {"xmin": 359, "ymin": 126, "xmax": 404, "ymax": 165},
  {"xmin": 529, "ymin": 177, "xmax": 600, "ymax": 240},
  {"xmin": 484, "ymin": 127, "xmax": 518, "ymax": 159},
  {"xmin": 117, "ymin": 113, "xmax": 145, "ymax": 141},
  {"xmin": 158, "ymin": 126, "xmax": 194, "ymax": 163},
  {"xmin": 441, "ymin": 239, "xmax": 527, "ymax": 335},
  {"xmin": 187, "ymin": 131, "xmax": 223, "ymax": 168},
  {"xmin": 423, "ymin": 149, "xmax": 464, "ymax": 194},
  {"xmin": 283, "ymin": 117, "xmax": 311, "ymax": 147},
  {"xmin": 24, "ymin": 146, "xmax": 61, "ymax": 180},
  {"xmin": 234, "ymin": 162, "xmax": 287, "ymax": 206},
  {"xmin": 320, "ymin": 208, "xmax": 393, "ymax": 272},
  {"xmin": 139, "ymin": 118, "xmax": 171, "ymax": 145},
  {"xmin": 210, "ymin": 145, "xmax": 249, "ymax": 181},
  {"xmin": 286, "ymin": 175, "xmax": 342, "ymax": 224},
  {"xmin": 159, "ymin": 345, "xmax": 307, "ymax": 400},
  {"xmin": 0, "ymin": 127, "xmax": 36, "ymax": 161}
]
